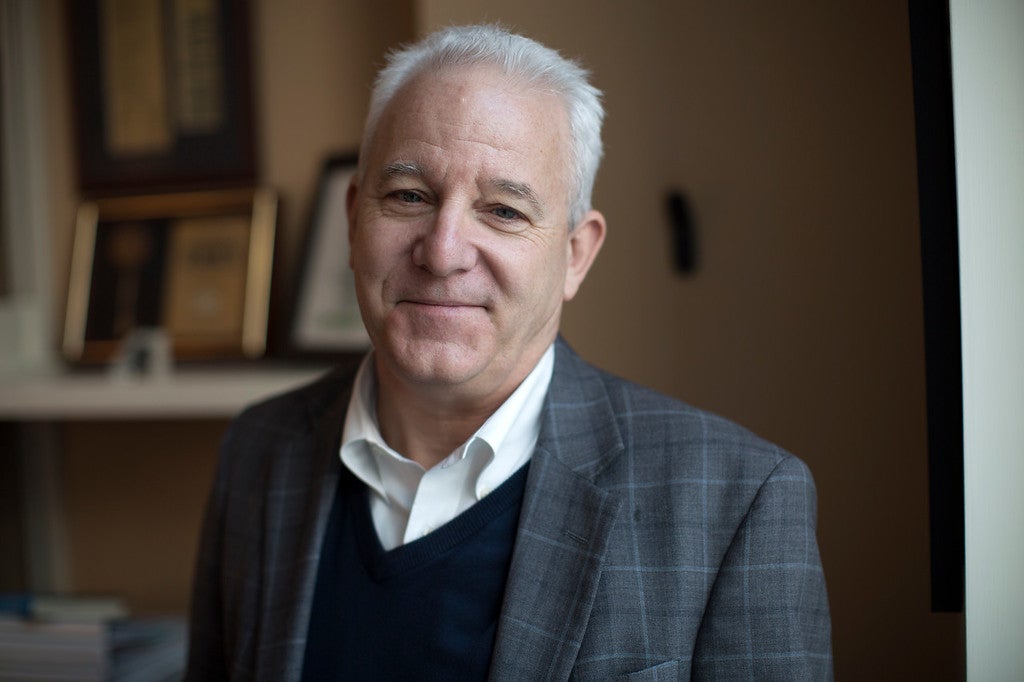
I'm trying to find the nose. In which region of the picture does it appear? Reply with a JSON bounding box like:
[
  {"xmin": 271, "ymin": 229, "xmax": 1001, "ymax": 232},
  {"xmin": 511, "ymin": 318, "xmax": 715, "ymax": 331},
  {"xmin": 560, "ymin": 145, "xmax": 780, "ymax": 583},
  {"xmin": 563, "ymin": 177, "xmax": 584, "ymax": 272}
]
[{"xmin": 411, "ymin": 204, "xmax": 477, "ymax": 276}]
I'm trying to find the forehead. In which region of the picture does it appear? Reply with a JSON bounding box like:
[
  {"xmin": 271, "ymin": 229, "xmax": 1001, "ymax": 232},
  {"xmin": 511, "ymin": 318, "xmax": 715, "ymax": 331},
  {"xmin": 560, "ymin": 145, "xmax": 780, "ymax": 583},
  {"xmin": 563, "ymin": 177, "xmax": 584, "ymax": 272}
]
[{"xmin": 365, "ymin": 65, "xmax": 571, "ymax": 193}]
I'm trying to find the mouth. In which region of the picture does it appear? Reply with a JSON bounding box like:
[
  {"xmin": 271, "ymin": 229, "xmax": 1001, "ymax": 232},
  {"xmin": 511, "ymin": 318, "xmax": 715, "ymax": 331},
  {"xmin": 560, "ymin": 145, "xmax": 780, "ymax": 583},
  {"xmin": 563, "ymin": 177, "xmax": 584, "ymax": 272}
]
[
  {"xmin": 401, "ymin": 298, "xmax": 485, "ymax": 309},
  {"xmin": 395, "ymin": 299, "xmax": 489, "ymax": 324}
]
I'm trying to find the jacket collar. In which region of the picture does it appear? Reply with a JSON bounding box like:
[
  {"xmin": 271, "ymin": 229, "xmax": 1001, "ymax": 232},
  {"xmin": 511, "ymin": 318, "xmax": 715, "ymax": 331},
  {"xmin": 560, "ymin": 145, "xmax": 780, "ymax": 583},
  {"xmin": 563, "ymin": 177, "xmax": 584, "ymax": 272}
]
[{"xmin": 538, "ymin": 336, "xmax": 626, "ymax": 478}]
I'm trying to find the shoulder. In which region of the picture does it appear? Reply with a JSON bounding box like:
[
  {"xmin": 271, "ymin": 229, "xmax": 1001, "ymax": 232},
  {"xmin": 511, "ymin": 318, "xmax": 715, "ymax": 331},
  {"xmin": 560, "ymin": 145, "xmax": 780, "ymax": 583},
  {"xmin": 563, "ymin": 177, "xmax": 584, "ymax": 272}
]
[
  {"xmin": 565, "ymin": 354, "xmax": 824, "ymax": 567},
  {"xmin": 614, "ymin": 371, "xmax": 792, "ymax": 468},
  {"xmin": 214, "ymin": 360, "xmax": 360, "ymax": 481},
  {"xmin": 555, "ymin": 342, "xmax": 810, "ymax": 494},
  {"xmin": 228, "ymin": 360, "xmax": 359, "ymax": 438}
]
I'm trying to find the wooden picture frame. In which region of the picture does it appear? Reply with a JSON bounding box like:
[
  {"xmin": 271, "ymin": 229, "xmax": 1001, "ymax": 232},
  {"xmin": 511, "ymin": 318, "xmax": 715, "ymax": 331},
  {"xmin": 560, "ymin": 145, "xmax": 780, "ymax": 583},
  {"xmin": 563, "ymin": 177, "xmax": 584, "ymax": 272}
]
[
  {"xmin": 63, "ymin": 188, "xmax": 277, "ymax": 363},
  {"xmin": 288, "ymin": 154, "xmax": 369, "ymax": 357},
  {"xmin": 67, "ymin": 0, "xmax": 256, "ymax": 194}
]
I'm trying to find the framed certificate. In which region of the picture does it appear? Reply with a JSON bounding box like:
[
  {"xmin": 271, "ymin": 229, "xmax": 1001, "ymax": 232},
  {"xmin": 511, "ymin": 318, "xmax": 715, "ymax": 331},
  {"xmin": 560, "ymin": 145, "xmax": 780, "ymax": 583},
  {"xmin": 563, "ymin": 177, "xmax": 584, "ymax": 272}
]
[
  {"xmin": 67, "ymin": 0, "xmax": 256, "ymax": 193},
  {"xmin": 63, "ymin": 188, "xmax": 276, "ymax": 362},
  {"xmin": 288, "ymin": 154, "xmax": 370, "ymax": 358}
]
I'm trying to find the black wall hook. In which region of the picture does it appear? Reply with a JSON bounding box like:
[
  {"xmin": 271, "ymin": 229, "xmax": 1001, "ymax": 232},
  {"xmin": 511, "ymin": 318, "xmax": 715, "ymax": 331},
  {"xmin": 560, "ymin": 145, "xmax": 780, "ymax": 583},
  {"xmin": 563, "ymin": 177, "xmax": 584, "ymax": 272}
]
[{"xmin": 666, "ymin": 190, "xmax": 697, "ymax": 274}]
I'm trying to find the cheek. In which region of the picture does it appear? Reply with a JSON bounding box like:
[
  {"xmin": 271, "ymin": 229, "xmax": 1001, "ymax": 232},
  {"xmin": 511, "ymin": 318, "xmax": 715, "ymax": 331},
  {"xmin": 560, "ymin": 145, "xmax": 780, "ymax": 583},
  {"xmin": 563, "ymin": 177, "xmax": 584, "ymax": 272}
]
[
  {"xmin": 353, "ymin": 221, "xmax": 405, "ymax": 276},
  {"xmin": 492, "ymin": 241, "xmax": 567, "ymax": 306}
]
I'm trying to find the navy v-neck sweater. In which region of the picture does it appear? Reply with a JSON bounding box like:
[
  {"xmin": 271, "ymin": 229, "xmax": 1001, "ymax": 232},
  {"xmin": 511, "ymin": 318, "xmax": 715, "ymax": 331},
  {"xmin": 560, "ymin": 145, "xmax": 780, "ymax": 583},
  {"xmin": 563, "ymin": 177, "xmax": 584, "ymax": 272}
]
[{"xmin": 301, "ymin": 463, "xmax": 529, "ymax": 681}]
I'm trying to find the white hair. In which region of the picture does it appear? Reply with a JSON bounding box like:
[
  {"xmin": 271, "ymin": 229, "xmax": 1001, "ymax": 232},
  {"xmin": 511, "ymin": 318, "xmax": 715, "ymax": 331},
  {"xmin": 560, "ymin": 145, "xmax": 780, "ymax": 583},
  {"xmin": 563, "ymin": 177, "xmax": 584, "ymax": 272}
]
[{"xmin": 359, "ymin": 24, "xmax": 605, "ymax": 227}]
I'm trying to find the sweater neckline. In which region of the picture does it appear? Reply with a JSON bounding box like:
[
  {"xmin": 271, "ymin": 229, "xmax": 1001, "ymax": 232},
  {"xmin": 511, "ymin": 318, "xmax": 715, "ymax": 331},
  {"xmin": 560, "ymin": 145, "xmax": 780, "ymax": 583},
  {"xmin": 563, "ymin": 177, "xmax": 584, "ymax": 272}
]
[{"xmin": 345, "ymin": 463, "xmax": 529, "ymax": 581}]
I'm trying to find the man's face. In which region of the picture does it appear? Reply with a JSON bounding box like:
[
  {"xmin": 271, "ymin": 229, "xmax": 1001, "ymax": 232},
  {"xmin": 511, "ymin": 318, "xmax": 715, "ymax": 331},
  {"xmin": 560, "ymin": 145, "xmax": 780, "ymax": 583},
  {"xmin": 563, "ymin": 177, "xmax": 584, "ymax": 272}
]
[{"xmin": 348, "ymin": 65, "xmax": 602, "ymax": 403}]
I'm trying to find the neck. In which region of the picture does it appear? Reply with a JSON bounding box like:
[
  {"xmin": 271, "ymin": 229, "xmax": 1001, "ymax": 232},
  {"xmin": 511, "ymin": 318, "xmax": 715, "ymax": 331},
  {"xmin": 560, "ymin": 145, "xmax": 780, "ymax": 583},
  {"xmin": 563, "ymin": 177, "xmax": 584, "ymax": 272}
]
[{"xmin": 373, "ymin": 369, "xmax": 512, "ymax": 469}]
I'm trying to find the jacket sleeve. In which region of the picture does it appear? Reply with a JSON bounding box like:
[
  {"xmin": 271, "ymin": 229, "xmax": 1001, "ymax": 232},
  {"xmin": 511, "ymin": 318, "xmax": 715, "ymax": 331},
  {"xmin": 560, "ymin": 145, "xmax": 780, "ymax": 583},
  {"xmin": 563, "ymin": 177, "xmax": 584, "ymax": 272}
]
[{"xmin": 692, "ymin": 454, "xmax": 833, "ymax": 680}]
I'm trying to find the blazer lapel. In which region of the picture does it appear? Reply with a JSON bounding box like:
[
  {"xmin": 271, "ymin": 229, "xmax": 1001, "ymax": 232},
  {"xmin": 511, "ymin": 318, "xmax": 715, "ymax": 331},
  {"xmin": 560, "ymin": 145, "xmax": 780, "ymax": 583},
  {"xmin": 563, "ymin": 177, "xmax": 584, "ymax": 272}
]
[{"xmin": 490, "ymin": 339, "xmax": 625, "ymax": 680}]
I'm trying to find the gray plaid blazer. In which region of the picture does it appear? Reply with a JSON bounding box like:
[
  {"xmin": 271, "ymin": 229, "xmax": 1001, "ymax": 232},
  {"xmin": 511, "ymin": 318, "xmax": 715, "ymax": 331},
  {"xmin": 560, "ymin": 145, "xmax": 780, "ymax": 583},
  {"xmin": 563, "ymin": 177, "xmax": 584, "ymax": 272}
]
[{"xmin": 187, "ymin": 338, "xmax": 832, "ymax": 680}]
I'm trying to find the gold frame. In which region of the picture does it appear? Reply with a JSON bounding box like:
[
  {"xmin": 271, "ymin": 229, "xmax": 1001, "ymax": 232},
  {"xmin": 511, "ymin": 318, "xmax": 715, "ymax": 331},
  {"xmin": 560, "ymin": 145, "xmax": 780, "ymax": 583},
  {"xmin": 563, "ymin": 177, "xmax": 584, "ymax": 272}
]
[{"xmin": 63, "ymin": 188, "xmax": 276, "ymax": 363}]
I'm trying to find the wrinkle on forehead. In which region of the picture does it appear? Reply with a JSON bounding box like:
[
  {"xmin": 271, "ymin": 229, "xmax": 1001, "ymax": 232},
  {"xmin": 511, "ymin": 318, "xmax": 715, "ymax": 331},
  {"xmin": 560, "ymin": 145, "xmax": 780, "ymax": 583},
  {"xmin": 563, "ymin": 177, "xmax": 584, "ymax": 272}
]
[{"xmin": 400, "ymin": 65, "xmax": 568, "ymax": 150}]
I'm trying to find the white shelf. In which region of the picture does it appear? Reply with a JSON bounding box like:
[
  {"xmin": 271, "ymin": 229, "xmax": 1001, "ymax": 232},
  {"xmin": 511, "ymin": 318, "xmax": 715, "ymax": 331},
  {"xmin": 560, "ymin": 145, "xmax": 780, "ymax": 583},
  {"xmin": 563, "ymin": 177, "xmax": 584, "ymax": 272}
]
[{"xmin": 0, "ymin": 366, "xmax": 331, "ymax": 420}]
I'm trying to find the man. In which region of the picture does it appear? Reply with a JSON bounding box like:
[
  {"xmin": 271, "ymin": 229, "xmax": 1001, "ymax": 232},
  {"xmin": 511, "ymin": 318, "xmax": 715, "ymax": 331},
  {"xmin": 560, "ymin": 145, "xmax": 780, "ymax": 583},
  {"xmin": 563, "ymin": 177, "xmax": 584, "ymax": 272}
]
[{"xmin": 187, "ymin": 24, "xmax": 832, "ymax": 681}]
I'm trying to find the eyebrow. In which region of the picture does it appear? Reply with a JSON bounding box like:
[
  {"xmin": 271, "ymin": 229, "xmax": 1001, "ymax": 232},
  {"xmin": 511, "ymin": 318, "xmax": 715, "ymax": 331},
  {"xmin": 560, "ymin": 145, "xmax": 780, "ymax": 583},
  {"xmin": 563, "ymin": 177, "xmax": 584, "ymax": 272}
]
[
  {"xmin": 381, "ymin": 161, "xmax": 424, "ymax": 179},
  {"xmin": 491, "ymin": 179, "xmax": 545, "ymax": 219}
]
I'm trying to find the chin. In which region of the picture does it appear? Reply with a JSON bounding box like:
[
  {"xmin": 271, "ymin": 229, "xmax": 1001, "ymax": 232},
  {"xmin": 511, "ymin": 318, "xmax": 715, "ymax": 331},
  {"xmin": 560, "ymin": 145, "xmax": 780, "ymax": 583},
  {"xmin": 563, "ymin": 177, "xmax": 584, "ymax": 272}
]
[{"xmin": 381, "ymin": 334, "xmax": 491, "ymax": 388}]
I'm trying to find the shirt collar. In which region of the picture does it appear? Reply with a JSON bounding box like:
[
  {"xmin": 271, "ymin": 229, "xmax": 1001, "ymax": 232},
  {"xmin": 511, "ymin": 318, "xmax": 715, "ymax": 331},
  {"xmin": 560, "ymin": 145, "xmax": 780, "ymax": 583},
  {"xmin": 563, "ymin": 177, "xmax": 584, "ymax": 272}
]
[{"xmin": 340, "ymin": 344, "xmax": 554, "ymax": 503}]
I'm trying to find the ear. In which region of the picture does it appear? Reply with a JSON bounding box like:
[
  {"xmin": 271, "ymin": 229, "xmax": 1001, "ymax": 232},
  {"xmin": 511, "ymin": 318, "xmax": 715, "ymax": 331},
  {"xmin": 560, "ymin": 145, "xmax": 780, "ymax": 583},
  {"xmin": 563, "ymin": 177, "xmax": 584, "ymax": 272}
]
[
  {"xmin": 346, "ymin": 175, "xmax": 360, "ymax": 267},
  {"xmin": 563, "ymin": 209, "xmax": 606, "ymax": 301}
]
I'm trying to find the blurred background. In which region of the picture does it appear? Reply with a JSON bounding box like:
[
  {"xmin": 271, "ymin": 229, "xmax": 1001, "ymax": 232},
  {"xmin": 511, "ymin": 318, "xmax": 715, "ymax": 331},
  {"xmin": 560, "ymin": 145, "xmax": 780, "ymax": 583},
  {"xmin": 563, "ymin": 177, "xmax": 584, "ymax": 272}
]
[{"xmin": 2, "ymin": 1, "xmax": 1021, "ymax": 679}]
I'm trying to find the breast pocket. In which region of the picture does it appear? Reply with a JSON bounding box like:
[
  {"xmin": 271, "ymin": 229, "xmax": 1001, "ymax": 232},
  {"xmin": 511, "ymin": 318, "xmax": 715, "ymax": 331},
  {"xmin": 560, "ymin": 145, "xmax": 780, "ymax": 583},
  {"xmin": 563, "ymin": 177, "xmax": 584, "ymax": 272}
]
[{"xmin": 610, "ymin": 659, "xmax": 681, "ymax": 681}]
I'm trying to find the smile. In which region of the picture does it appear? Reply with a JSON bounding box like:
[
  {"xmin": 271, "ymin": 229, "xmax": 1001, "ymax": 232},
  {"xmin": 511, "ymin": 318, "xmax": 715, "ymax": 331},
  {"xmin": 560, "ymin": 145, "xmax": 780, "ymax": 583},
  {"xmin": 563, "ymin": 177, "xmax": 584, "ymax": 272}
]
[
  {"xmin": 401, "ymin": 298, "xmax": 485, "ymax": 309},
  {"xmin": 396, "ymin": 299, "xmax": 488, "ymax": 320}
]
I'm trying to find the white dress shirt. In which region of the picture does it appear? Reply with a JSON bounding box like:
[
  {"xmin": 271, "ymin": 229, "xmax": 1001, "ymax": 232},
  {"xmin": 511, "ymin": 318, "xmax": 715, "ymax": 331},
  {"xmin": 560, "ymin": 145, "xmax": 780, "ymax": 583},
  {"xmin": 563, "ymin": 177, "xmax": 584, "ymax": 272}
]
[{"xmin": 340, "ymin": 344, "xmax": 554, "ymax": 551}]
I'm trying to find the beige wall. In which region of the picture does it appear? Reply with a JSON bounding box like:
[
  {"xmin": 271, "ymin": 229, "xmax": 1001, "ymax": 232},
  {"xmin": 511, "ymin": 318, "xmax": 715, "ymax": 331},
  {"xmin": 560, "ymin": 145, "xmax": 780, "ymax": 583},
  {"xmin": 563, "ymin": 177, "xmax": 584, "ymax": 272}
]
[{"xmin": 41, "ymin": 0, "xmax": 962, "ymax": 678}]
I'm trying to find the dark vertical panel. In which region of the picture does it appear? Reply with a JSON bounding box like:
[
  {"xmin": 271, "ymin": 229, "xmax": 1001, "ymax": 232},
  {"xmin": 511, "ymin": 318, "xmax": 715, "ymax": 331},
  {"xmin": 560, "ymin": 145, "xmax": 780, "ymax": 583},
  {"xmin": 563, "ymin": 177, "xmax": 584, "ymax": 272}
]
[
  {"xmin": 908, "ymin": 0, "xmax": 964, "ymax": 613},
  {"xmin": 0, "ymin": 424, "xmax": 27, "ymax": 590}
]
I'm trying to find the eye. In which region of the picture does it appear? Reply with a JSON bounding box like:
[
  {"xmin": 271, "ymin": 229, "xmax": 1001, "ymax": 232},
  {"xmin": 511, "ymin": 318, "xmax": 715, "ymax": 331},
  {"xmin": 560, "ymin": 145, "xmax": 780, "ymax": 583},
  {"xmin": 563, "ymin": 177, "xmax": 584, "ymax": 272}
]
[
  {"xmin": 395, "ymin": 189, "xmax": 423, "ymax": 203},
  {"xmin": 491, "ymin": 205, "xmax": 523, "ymax": 221}
]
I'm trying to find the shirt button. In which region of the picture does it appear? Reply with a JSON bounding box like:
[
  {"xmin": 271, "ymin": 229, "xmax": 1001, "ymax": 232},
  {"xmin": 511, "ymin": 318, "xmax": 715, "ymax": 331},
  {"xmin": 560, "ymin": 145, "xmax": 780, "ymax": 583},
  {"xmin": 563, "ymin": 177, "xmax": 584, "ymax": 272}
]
[{"xmin": 479, "ymin": 486, "xmax": 492, "ymax": 498}]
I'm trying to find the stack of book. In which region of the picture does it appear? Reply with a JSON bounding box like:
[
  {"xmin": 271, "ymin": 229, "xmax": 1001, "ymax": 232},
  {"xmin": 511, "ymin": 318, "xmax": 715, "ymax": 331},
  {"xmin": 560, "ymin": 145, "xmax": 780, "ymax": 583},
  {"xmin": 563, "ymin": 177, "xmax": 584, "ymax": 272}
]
[
  {"xmin": 109, "ymin": 618, "xmax": 187, "ymax": 682},
  {"xmin": 0, "ymin": 595, "xmax": 186, "ymax": 682}
]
